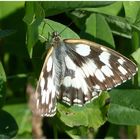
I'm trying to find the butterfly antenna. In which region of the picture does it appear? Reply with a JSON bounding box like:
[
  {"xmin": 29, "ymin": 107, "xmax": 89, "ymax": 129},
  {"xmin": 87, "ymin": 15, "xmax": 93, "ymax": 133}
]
[
  {"xmin": 59, "ymin": 21, "xmax": 73, "ymax": 35},
  {"xmin": 59, "ymin": 10, "xmax": 84, "ymax": 35},
  {"xmin": 47, "ymin": 22, "xmax": 55, "ymax": 32}
]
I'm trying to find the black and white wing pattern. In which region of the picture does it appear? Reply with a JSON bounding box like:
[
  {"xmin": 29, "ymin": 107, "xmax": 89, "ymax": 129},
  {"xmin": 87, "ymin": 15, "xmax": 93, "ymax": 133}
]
[
  {"xmin": 35, "ymin": 32, "xmax": 138, "ymax": 117},
  {"xmin": 35, "ymin": 47, "xmax": 58, "ymax": 117},
  {"xmin": 59, "ymin": 39, "xmax": 137, "ymax": 106}
]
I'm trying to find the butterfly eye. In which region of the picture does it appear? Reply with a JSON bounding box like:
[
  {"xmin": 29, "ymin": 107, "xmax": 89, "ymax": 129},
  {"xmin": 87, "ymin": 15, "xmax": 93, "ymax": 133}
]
[{"xmin": 52, "ymin": 31, "xmax": 59, "ymax": 37}]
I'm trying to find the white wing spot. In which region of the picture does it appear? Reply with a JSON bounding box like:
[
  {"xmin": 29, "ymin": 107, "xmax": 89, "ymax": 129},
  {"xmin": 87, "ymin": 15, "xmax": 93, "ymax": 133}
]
[
  {"xmin": 47, "ymin": 56, "xmax": 52, "ymax": 72},
  {"xmin": 47, "ymin": 77, "xmax": 53, "ymax": 90},
  {"xmin": 44, "ymin": 107, "xmax": 56, "ymax": 117},
  {"xmin": 99, "ymin": 52, "xmax": 111, "ymax": 67},
  {"xmin": 122, "ymin": 79, "xmax": 127, "ymax": 83},
  {"xmin": 118, "ymin": 65, "xmax": 127, "ymax": 75},
  {"xmin": 45, "ymin": 77, "xmax": 56, "ymax": 104},
  {"xmin": 75, "ymin": 44, "xmax": 91, "ymax": 56},
  {"xmin": 94, "ymin": 84, "xmax": 100, "ymax": 90},
  {"xmin": 65, "ymin": 55, "xmax": 76, "ymax": 70},
  {"xmin": 81, "ymin": 59, "xmax": 97, "ymax": 77},
  {"xmin": 63, "ymin": 98, "xmax": 71, "ymax": 106},
  {"xmin": 100, "ymin": 47, "xmax": 107, "ymax": 51},
  {"xmin": 41, "ymin": 90, "xmax": 47, "ymax": 104},
  {"xmin": 115, "ymin": 82, "xmax": 121, "ymax": 87},
  {"xmin": 85, "ymin": 97, "xmax": 88, "ymax": 101},
  {"xmin": 63, "ymin": 76, "xmax": 72, "ymax": 87},
  {"xmin": 62, "ymin": 66, "xmax": 89, "ymax": 96},
  {"xmin": 45, "ymin": 90, "xmax": 50, "ymax": 104},
  {"xmin": 73, "ymin": 98, "xmax": 82, "ymax": 104},
  {"xmin": 75, "ymin": 68, "xmax": 89, "ymax": 95},
  {"xmin": 86, "ymin": 59, "xmax": 97, "ymax": 76},
  {"xmin": 95, "ymin": 69, "xmax": 105, "ymax": 82},
  {"xmin": 71, "ymin": 78, "xmax": 81, "ymax": 89},
  {"xmin": 101, "ymin": 65, "xmax": 114, "ymax": 77},
  {"xmin": 51, "ymin": 86, "xmax": 56, "ymax": 98},
  {"xmin": 81, "ymin": 63, "xmax": 90, "ymax": 77},
  {"xmin": 63, "ymin": 96, "xmax": 70, "ymax": 102},
  {"xmin": 118, "ymin": 58, "xmax": 125, "ymax": 65}
]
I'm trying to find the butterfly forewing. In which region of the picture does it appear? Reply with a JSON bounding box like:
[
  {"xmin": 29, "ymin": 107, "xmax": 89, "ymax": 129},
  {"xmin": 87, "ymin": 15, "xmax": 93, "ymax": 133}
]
[
  {"xmin": 60, "ymin": 39, "xmax": 137, "ymax": 105},
  {"xmin": 35, "ymin": 32, "xmax": 138, "ymax": 117},
  {"xmin": 65, "ymin": 39, "xmax": 137, "ymax": 85}
]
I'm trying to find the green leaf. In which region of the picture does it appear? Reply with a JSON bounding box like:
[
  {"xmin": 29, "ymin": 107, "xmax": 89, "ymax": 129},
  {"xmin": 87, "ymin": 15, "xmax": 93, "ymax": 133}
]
[
  {"xmin": 123, "ymin": 1, "xmax": 140, "ymax": 23},
  {"xmin": 132, "ymin": 48, "xmax": 140, "ymax": 65},
  {"xmin": 66, "ymin": 126, "xmax": 89, "ymax": 139},
  {"xmin": 57, "ymin": 92, "xmax": 109, "ymax": 129},
  {"xmin": 23, "ymin": 2, "xmax": 45, "ymax": 58},
  {"xmin": 38, "ymin": 19, "xmax": 80, "ymax": 43},
  {"xmin": 0, "ymin": 62, "xmax": 6, "ymax": 108},
  {"xmin": 105, "ymin": 15, "xmax": 132, "ymax": 39},
  {"xmin": 3, "ymin": 104, "xmax": 32, "ymax": 138},
  {"xmin": 41, "ymin": 1, "xmax": 114, "ymax": 17},
  {"xmin": 0, "ymin": 80, "xmax": 6, "ymax": 109},
  {"xmin": 0, "ymin": 110, "xmax": 18, "ymax": 138},
  {"xmin": 132, "ymin": 28, "xmax": 140, "ymax": 50},
  {"xmin": 108, "ymin": 89, "xmax": 140, "ymax": 125},
  {"xmin": 0, "ymin": 1, "xmax": 24, "ymax": 20},
  {"xmin": 85, "ymin": 13, "xmax": 115, "ymax": 48},
  {"xmin": 134, "ymin": 8, "xmax": 140, "ymax": 28},
  {"xmin": 81, "ymin": 2, "xmax": 123, "ymax": 16},
  {"xmin": 131, "ymin": 28, "xmax": 140, "ymax": 65},
  {"xmin": 0, "ymin": 62, "xmax": 6, "ymax": 82},
  {"xmin": 0, "ymin": 3, "xmax": 28, "ymax": 59}
]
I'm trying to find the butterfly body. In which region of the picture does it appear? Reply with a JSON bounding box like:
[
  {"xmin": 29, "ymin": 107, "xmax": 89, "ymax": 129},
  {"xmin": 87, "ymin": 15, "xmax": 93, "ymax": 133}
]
[{"xmin": 35, "ymin": 31, "xmax": 137, "ymax": 117}]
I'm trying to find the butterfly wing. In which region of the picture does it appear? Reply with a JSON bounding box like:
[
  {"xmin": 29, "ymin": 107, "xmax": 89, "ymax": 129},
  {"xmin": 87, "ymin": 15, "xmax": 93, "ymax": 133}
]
[
  {"xmin": 35, "ymin": 47, "xmax": 57, "ymax": 117},
  {"xmin": 35, "ymin": 36, "xmax": 137, "ymax": 117},
  {"xmin": 59, "ymin": 39, "xmax": 137, "ymax": 106}
]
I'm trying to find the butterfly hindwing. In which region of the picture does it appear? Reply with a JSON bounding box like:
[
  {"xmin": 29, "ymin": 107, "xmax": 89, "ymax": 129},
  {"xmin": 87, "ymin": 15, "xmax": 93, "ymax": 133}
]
[
  {"xmin": 35, "ymin": 47, "xmax": 57, "ymax": 117},
  {"xmin": 59, "ymin": 56, "xmax": 93, "ymax": 106}
]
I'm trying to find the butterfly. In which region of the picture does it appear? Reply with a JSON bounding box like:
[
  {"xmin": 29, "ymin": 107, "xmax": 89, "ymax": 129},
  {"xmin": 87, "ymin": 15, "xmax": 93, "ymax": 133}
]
[{"xmin": 35, "ymin": 31, "xmax": 138, "ymax": 117}]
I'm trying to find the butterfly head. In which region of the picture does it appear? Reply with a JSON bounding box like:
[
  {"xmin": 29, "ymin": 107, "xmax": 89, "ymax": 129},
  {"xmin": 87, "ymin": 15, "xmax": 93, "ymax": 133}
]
[{"xmin": 50, "ymin": 31, "xmax": 61, "ymax": 48}]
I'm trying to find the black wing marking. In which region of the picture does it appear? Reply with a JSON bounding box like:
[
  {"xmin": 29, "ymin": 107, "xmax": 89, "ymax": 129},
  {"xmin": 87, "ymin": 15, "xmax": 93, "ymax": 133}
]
[
  {"xmin": 59, "ymin": 39, "xmax": 137, "ymax": 105},
  {"xmin": 35, "ymin": 47, "xmax": 57, "ymax": 117}
]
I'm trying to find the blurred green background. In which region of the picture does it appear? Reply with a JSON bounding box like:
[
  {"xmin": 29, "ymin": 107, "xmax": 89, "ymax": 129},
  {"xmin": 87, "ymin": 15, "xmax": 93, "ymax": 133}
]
[{"xmin": 0, "ymin": 1, "xmax": 140, "ymax": 139}]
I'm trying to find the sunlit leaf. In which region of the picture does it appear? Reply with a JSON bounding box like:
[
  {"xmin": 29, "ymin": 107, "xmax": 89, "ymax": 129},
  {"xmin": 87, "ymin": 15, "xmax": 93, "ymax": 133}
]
[
  {"xmin": 57, "ymin": 92, "xmax": 109, "ymax": 129},
  {"xmin": 85, "ymin": 13, "xmax": 115, "ymax": 48}
]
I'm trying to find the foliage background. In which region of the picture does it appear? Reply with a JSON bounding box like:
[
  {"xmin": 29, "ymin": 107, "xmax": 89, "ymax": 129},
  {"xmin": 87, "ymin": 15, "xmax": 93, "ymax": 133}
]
[{"xmin": 0, "ymin": 1, "xmax": 140, "ymax": 138}]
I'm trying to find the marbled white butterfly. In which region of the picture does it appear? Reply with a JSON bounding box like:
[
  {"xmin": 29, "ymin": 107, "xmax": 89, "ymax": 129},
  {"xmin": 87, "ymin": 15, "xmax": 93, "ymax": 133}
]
[{"xmin": 35, "ymin": 30, "xmax": 138, "ymax": 117}]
